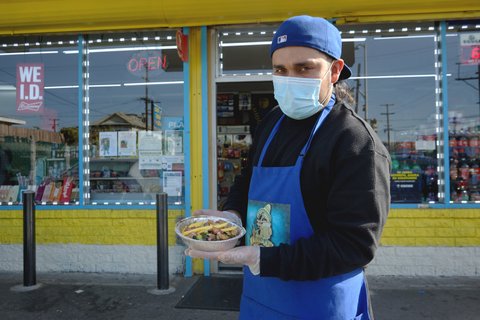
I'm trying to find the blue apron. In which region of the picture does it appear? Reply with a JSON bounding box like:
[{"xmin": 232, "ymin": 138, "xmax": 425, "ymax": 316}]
[{"xmin": 240, "ymin": 99, "xmax": 371, "ymax": 320}]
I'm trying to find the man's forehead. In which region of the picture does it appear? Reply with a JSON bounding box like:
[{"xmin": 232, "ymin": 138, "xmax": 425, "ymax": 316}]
[{"xmin": 272, "ymin": 47, "xmax": 331, "ymax": 64}]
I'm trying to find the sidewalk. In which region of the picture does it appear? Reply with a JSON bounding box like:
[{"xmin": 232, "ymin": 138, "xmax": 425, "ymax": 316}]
[{"xmin": 1, "ymin": 272, "xmax": 479, "ymax": 319}]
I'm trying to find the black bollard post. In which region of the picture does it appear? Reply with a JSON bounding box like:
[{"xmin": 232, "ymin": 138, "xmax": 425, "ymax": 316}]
[
  {"xmin": 23, "ymin": 191, "xmax": 36, "ymax": 287},
  {"xmin": 156, "ymin": 193, "xmax": 169, "ymax": 290}
]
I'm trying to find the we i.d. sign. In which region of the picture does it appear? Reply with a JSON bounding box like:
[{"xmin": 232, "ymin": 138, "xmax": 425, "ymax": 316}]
[{"xmin": 16, "ymin": 63, "xmax": 44, "ymax": 113}]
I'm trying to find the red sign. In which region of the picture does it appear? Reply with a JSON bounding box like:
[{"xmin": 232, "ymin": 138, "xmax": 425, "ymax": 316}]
[
  {"xmin": 16, "ymin": 63, "xmax": 44, "ymax": 113},
  {"xmin": 176, "ymin": 29, "xmax": 188, "ymax": 62},
  {"xmin": 460, "ymin": 33, "xmax": 480, "ymax": 65}
]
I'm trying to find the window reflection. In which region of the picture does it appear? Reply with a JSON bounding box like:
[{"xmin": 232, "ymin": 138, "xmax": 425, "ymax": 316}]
[{"xmin": 344, "ymin": 30, "xmax": 438, "ymax": 203}]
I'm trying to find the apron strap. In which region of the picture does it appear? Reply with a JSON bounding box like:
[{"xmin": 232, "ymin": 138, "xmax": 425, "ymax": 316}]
[
  {"xmin": 258, "ymin": 114, "xmax": 285, "ymax": 166},
  {"xmin": 298, "ymin": 94, "xmax": 336, "ymax": 158}
]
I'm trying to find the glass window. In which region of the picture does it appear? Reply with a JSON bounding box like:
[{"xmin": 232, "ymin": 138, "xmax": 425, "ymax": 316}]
[
  {"xmin": 0, "ymin": 35, "xmax": 79, "ymax": 205},
  {"xmin": 85, "ymin": 31, "xmax": 185, "ymax": 205},
  {"xmin": 217, "ymin": 25, "xmax": 277, "ymax": 76},
  {"xmin": 339, "ymin": 23, "xmax": 439, "ymax": 204},
  {"xmin": 446, "ymin": 20, "xmax": 480, "ymax": 203}
]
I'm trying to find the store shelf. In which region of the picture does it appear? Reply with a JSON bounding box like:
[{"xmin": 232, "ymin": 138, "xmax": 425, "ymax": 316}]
[
  {"xmin": 90, "ymin": 157, "xmax": 138, "ymax": 162},
  {"xmin": 90, "ymin": 191, "xmax": 158, "ymax": 201},
  {"xmin": 89, "ymin": 177, "xmax": 158, "ymax": 180}
]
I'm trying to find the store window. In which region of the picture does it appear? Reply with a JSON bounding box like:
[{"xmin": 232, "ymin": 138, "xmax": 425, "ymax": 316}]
[
  {"xmin": 0, "ymin": 35, "xmax": 79, "ymax": 205},
  {"xmin": 340, "ymin": 23, "xmax": 439, "ymax": 204},
  {"xmin": 85, "ymin": 31, "xmax": 185, "ymax": 205},
  {"xmin": 446, "ymin": 20, "xmax": 480, "ymax": 203},
  {"xmin": 218, "ymin": 25, "xmax": 277, "ymax": 76}
]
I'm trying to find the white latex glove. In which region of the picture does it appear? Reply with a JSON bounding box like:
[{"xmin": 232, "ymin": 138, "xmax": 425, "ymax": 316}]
[
  {"xmin": 185, "ymin": 246, "xmax": 260, "ymax": 275},
  {"xmin": 193, "ymin": 208, "xmax": 243, "ymax": 227}
]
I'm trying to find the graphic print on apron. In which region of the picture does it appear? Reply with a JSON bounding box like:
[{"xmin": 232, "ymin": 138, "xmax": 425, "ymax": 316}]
[{"xmin": 247, "ymin": 201, "xmax": 290, "ymax": 247}]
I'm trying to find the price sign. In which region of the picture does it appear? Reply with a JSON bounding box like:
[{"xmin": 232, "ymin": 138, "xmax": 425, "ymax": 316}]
[{"xmin": 460, "ymin": 33, "xmax": 480, "ymax": 65}]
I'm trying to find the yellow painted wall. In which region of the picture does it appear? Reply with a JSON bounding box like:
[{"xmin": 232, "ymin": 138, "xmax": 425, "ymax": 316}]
[
  {"xmin": 0, "ymin": 1, "xmax": 479, "ymax": 35},
  {"xmin": 381, "ymin": 209, "xmax": 480, "ymax": 246},
  {"xmin": 0, "ymin": 209, "xmax": 184, "ymax": 246},
  {"xmin": 1, "ymin": 208, "xmax": 479, "ymax": 246}
]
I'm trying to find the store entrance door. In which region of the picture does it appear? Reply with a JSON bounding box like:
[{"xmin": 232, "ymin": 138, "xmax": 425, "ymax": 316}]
[
  {"xmin": 215, "ymin": 81, "xmax": 275, "ymax": 209},
  {"xmin": 215, "ymin": 81, "xmax": 275, "ymax": 273}
]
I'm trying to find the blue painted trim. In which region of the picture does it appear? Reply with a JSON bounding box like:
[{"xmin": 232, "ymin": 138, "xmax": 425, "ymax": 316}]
[
  {"xmin": 0, "ymin": 204, "xmax": 185, "ymax": 210},
  {"xmin": 391, "ymin": 203, "xmax": 480, "ymax": 209},
  {"xmin": 77, "ymin": 35, "xmax": 85, "ymax": 205},
  {"xmin": 200, "ymin": 26, "xmax": 210, "ymax": 277},
  {"xmin": 7, "ymin": 201, "xmax": 480, "ymax": 211},
  {"xmin": 182, "ymin": 27, "xmax": 192, "ymax": 278},
  {"xmin": 440, "ymin": 21, "xmax": 451, "ymax": 204}
]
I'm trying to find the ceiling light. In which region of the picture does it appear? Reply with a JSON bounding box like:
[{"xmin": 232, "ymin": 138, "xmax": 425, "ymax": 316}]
[
  {"xmin": 220, "ymin": 41, "xmax": 270, "ymax": 47},
  {"xmin": 63, "ymin": 45, "xmax": 176, "ymax": 54},
  {"xmin": 123, "ymin": 81, "xmax": 184, "ymax": 86},
  {"xmin": 342, "ymin": 38, "xmax": 366, "ymax": 42},
  {"xmin": 0, "ymin": 51, "xmax": 58, "ymax": 56}
]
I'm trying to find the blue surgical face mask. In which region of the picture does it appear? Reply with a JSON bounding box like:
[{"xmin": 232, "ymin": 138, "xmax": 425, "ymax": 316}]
[{"xmin": 273, "ymin": 63, "xmax": 333, "ymax": 120}]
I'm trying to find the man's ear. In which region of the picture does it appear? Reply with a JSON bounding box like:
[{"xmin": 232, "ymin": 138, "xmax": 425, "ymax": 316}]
[{"xmin": 331, "ymin": 59, "xmax": 345, "ymax": 84}]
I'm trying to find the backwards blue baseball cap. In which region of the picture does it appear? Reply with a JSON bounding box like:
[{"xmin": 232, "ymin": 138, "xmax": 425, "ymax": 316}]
[{"xmin": 270, "ymin": 15, "xmax": 352, "ymax": 80}]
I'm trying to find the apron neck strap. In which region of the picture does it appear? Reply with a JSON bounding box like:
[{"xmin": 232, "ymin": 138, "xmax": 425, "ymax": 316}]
[
  {"xmin": 299, "ymin": 95, "xmax": 336, "ymax": 158},
  {"xmin": 258, "ymin": 94, "xmax": 337, "ymax": 166}
]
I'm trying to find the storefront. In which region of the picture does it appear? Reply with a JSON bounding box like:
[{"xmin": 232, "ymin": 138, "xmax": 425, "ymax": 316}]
[{"xmin": 1, "ymin": 1, "xmax": 480, "ymax": 276}]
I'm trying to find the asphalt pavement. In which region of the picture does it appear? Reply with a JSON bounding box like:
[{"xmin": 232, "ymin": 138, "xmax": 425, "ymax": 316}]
[{"xmin": 1, "ymin": 272, "xmax": 479, "ymax": 319}]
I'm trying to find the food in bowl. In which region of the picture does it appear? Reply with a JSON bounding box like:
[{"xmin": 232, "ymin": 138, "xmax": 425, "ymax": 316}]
[
  {"xmin": 175, "ymin": 216, "xmax": 246, "ymax": 252},
  {"xmin": 181, "ymin": 218, "xmax": 240, "ymax": 241}
]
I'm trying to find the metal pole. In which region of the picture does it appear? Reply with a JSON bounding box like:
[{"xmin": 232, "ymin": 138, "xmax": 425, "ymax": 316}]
[
  {"xmin": 23, "ymin": 191, "xmax": 36, "ymax": 287},
  {"xmin": 156, "ymin": 193, "xmax": 169, "ymax": 290}
]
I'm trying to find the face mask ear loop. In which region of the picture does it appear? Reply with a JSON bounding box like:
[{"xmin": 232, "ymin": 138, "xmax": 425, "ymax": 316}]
[
  {"xmin": 318, "ymin": 61, "xmax": 334, "ymax": 106},
  {"xmin": 319, "ymin": 84, "xmax": 333, "ymax": 107}
]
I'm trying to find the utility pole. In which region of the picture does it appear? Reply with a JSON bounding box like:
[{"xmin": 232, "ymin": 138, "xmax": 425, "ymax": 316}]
[
  {"xmin": 363, "ymin": 44, "xmax": 368, "ymax": 121},
  {"xmin": 50, "ymin": 118, "xmax": 59, "ymax": 132},
  {"xmin": 354, "ymin": 43, "xmax": 369, "ymax": 120},
  {"xmin": 144, "ymin": 61, "xmax": 149, "ymax": 130},
  {"xmin": 354, "ymin": 63, "xmax": 361, "ymax": 114},
  {"xmin": 380, "ymin": 104, "xmax": 395, "ymax": 150},
  {"xmin": 455, "ymin": 63, "xmax": 480, "ymax": 119}
]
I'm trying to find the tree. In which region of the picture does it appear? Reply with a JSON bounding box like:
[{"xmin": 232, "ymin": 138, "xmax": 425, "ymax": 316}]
[{"xmin": 60, "ymin": 127, "xmax": 78, "ymax": 146}]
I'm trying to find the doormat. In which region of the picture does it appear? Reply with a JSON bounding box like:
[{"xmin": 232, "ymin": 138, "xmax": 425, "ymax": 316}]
[{"xmin": 175, "ymin": 275, "xmax": 243, "ymax": 311}]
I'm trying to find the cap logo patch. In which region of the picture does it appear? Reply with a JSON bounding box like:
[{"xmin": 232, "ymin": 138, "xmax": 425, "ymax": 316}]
[{"xmin": 277, "ymin": 35, "xmax": 287, "ymax": 44}]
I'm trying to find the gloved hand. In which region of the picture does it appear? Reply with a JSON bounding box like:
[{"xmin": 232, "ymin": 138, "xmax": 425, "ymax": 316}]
[
  {"xmin": 193, "ymin": 208, "xmax": 243, "ymax": 227},
  {"xmin": 185, "ymin": 246, "xmax": 260, "ymax": 275}
]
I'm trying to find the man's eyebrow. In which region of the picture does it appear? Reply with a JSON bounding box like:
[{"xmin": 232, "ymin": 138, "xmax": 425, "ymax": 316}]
[{"xmin": 273, "ymin": 61, "xmax": 316, "ymax": 68}]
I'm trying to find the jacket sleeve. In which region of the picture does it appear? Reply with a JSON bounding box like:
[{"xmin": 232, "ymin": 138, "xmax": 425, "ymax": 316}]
[{"xmin": 260, "ymin": 130, "xmax": 391, "ymax": 281}]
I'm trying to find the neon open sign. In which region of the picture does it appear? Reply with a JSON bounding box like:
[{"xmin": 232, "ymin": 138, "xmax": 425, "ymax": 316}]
[{"xmin": 126, "ymin": 50, "xmax": 167, "ymax": 77}]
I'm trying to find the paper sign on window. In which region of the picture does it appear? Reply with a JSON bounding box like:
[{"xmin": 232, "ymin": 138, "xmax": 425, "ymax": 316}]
[{"xmin": 16, "ymin": 63, "xmax": 44, "ymax": 113}]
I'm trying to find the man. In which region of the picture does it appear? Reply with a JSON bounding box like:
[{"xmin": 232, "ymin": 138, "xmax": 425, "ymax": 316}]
[{"xmin": 187, "ymin": 15, "xmax": 391, "ymax": 319}]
